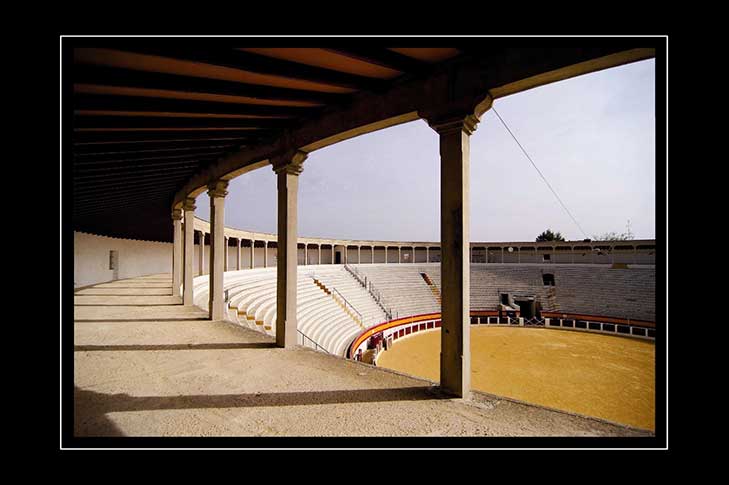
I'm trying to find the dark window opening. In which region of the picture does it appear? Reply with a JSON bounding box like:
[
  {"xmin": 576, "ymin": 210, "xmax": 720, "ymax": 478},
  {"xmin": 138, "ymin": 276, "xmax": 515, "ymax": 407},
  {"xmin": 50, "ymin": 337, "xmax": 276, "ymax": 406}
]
[
  {"xmin": 542, "ymin": 273, "xmax": 555, "ymax": 286},
  {"xmin": 542, "ymin": 254, "xmax": 551, "ymax": 261}
]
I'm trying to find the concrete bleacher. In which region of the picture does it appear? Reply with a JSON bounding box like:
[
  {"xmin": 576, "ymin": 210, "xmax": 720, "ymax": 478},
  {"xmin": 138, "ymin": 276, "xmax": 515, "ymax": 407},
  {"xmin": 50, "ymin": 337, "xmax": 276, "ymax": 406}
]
[
  {"xmin": 194, "ymin": 265, "xmax": 390, "ymax": 357},
  {"xmin": 193, "ymin": 263, "xmax": 655, "ymax": 357},
  {"xmin": 353, "ymin": 263, "xmax": 655, "ymax": 323},
  {"xmin": 353, "ymin": 264, "xmax": 441, "ymax": 318}
]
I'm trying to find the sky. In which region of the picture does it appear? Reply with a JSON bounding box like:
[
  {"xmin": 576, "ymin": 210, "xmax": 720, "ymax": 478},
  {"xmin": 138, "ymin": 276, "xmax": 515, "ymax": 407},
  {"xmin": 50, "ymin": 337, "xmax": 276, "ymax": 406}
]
[{"xmin": 196, "ymin": 58, "xmax": 656, "ymax": 243}]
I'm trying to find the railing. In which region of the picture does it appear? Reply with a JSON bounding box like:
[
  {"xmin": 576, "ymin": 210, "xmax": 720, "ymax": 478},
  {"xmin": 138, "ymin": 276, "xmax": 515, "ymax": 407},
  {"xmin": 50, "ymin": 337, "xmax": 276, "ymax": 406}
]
[
  {"xmin": 297, "ymin": 329, "xmax": 329, "ymax": 354},
  {"xmin": 332, "ymin": 286, "xmax": 365, "ymax": 326},
  {"xmin": 345, "ymin": 263, "xmax": 396, "ymax": 322},
  {"xmin": 309, "ymin": 271, "xmax": 367, "ymax": 327},
  {"xmin": 344, "ymin": 264, "xmax": 366, "ymax": 287},
  {"xmin": 366, "ymin": 280, "xmax": 396, "ymax": 322}
]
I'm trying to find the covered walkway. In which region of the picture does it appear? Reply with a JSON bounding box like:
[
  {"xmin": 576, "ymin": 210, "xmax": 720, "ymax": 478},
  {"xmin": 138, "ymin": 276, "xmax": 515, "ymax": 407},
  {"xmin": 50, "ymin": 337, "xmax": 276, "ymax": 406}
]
[{"xmin": 73, "ymin": 275, "xmax": 650, "ymax": 437}]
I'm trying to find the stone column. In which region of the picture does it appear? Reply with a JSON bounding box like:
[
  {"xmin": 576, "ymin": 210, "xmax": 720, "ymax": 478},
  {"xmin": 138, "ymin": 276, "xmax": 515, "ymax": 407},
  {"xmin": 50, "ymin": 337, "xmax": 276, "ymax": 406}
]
[
  {"xmin": 331, "ymin": 245, "xmax": 335, "ymax": 264},
  {"xmin": 398, "ymin": 247, "xmax": 402, "ymax": 263},
  {"xmin": 371, "ymin": 247, "xmax": 375, "ymax": 264},
  {"xmin": 237, "ymin": 238, "xmax": 241, "ymax": 270},
  {"xmin": 171, "ymin": 208, "xmax": 183, "ymax": 297},
  {"xmin": 273, "ymin": 151, "xmax": 306, "ymax": 348},
  {"xmin": 264, "ymin": 241, "xmax": 268, "ymax": 268},
  {"xmin": 385, "ymin": 247, "xmax": 388, "ymax": 264},
  {"xmin": 426, "ymin": 246, "xmax": 430, "ymax": 263},
  {"xmin": 224, "ymin": 236, "xmax": 229, "ymax": 271},
  {"xmin": 207, "ymin": 180, "xmax": 229, "ymax": 321},
  {"xmin": 250, "ymin": 240, "xmax": 255, "ymax": 269},
  {"xmin": 427, "ymin": 112, "xmax": 482, "ymax": 398},
  {"xmin": 344, "ymin": 246, "xmax": 348, "ymax": 264},
  {"xmin": 198, "ymin": 231, "xmax": 205, "ymax": 276},
  {"xmin": 182, "ymin": 198, "xmax": 196, "ymax": 305},
  {"xmin": 358, "ymin": 246, "xmax": 361, "ymax": 264},
  {"xmin": 318, "ymin": 245, "xmax": 321, "ymax": 265},
  {"xmin": 501, "ymin": 247, "xmax": 504, "ymax": 263},
  {"xmin": 304, "ymin": 244, "xmax": 308, "ymax": 266}
]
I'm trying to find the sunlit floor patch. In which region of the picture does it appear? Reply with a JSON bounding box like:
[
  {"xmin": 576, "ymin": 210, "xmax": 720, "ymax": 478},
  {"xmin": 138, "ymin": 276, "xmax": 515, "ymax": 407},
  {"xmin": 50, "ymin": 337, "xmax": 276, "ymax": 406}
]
[{"xmin": 377, "ymin": 327, "xmax": 655, "ymax": 430}]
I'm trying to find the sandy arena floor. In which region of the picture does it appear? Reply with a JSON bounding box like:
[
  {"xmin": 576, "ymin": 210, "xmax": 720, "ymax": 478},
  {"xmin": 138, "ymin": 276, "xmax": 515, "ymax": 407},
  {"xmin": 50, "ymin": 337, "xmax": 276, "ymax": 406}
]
[
  {"xmin": 377, "ymin": 327, "xmax": 655, "ymax": 430},
  {"xmin": 73, "ymin": 275, "xmax": 653, "ymax": 437}
]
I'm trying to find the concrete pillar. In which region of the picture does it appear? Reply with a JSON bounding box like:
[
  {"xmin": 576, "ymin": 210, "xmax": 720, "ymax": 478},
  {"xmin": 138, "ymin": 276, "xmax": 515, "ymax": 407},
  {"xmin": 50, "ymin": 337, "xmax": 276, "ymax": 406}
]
[
  {"xmin": 305, "ymin": 244, "xmax": 308, "ymax": 266},
  {"xmin": 250, "ymin": 240, "xmax": 255, "ymax": 269},
  {"xmin": 198, "ymin": 231, "xmax": 205, "ymax": 276},
  {"xmin": 264, "ymin": 241, "xmax": 268, "ymax": 268},
  {"xmin": 224, "ymin": 236, "xmax": 229, "ymax": 271},
  {"xmin": 331, "ymin": 245, "xmax": 335, "ymax": 264},
  {"xmin": 371, "ymin": 247, "xmax": 375, "ymax": 264},
  {"xmin": 398, "ymin": 247, "xmax": 402, "ymax": 263},
  {"xmin": 272, "ymin": 151, "xmax": 306, "ymax": 348},
  {"xmin": 318, "ymin": 245, "xmax": 321, "ymax": 265},
  {"xmin": 207, "ymin": 180, "xmax": 228, "ymax": 321},
  {"xmin": 237, "ymin": 238, "xmax": 241, "ymax": 270},
  {"xmin": 428, "ymin": 113, "xmax": 481, "ymax": 398},
  {"xmin": 358, "ymin": 246, "xmax": 361, "ymax": 264},
  {"xmin": 426, "ymin": 246, "xmax": 430, "ymax": 263},
  {"xmin": 344, "ymin": 246, "xmax": 348, "ymax": 264},
  {"xmin": 501, "ymin": 247, "xmax": 504, "ymax": 263},
  {"xmin": 385, "ymin": 247, "xmax": 388, "ymax": 264},
  {"xmin": 182, "ymin": 198, "xmax": 196, "ymax": 306},
  {"xmin": 171, "ymin": 208, "xmax": 183, "ymax": 297}
]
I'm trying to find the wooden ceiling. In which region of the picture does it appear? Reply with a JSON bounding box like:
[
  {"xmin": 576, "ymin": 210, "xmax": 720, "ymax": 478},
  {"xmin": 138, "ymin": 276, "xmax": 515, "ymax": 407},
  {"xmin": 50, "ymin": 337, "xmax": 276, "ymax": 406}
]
[{"xmin": 71, "ymin": 46, "xmax": 463, "ymax": 241}]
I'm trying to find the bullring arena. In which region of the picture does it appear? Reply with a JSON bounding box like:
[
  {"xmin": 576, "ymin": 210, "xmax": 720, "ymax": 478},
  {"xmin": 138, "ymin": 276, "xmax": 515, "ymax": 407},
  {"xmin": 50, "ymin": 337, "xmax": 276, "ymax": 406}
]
[{"xmin": 67, "ymin": 41, "xmax": 662, "ymax": 443}]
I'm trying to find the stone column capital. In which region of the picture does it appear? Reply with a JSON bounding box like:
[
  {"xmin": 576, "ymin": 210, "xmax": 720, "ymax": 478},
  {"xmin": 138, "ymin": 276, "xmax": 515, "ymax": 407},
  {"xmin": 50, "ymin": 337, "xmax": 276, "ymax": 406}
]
[
  {"xmin": 271, "ymin": 150, "xmax": 308, "ymax": 175},
  {"xmin": 182, "ymin": 197, "xmax": 196, "ymax": 212},
  {"xmin": 426, "ymin": 113, "xmax": 481, "ymax": 136},
  {"xmin": 207, "ymin": 180, "xmax": 229, "ymax": 198},
  {"xmin": 172, "ymin": 208, "xmax": 183, "ymax": 220},
  {"xmin": 420, "ymin": 93, "xmax": 493, "ymax": 136}
]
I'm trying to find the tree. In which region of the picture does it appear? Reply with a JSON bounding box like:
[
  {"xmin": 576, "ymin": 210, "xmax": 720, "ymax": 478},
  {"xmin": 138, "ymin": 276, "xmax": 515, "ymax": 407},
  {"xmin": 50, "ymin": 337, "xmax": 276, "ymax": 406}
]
[
  {"xmin": 536, "ymin": 229, "xmax": 565, "ymax": 242},
  {"xmin": 592, "ymin": 231, "xmax": 634, "ymax": 241},
  {"xmin": 592, "ymin": 220, "xmax": 635, "ymax": 241}
]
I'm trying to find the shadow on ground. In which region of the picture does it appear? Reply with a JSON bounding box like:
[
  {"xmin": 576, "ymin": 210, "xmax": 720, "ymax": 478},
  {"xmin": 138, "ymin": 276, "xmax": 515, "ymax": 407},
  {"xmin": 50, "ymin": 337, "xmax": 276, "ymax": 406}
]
[
  {"xmin": 74, "ymin": 342, "xmax": 278, "ymax": 352},
  {"xmin": 74, "ymin": 385, "xmax": 444, "ymax": 436}
]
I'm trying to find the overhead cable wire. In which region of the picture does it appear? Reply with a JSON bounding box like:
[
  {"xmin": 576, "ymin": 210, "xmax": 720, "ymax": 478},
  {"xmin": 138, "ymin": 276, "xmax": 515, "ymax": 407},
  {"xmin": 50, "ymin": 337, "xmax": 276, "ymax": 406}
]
[{"xmin": 491, "ymin": 106, "xmax": 590, "ymax": 240}]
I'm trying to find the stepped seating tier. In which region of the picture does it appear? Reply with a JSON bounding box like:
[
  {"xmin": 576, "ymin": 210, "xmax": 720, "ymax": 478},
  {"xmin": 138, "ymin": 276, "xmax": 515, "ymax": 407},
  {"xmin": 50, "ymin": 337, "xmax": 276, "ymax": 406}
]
[
  {"xmin": 353, "ymin": 263, "xmax": 655, "ymax": 323},
  {"xmin": 193, "ymin": 263, "xmax": 655, "ymax": 357}
]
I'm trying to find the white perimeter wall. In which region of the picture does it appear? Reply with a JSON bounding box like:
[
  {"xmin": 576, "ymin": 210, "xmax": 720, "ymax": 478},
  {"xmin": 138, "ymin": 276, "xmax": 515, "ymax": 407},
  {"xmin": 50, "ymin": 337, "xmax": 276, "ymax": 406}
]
[{"xmin": 74, "ymin": 231, "xmax": 172, "ymax": 288}]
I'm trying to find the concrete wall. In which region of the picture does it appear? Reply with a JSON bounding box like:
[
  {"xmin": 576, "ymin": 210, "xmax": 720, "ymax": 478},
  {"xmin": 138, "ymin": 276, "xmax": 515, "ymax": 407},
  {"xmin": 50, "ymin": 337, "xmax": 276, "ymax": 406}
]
[{"xmin": 74, "ymin": 231, "xmax": 172, "ymax": 288}]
